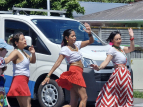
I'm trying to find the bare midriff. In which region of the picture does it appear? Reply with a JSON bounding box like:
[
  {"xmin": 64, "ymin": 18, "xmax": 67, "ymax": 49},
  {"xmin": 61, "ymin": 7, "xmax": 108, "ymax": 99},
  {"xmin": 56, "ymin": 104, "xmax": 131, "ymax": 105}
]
[{"xmin": 70, "ymin": 60, "xmax": 83, "ymax": 69}]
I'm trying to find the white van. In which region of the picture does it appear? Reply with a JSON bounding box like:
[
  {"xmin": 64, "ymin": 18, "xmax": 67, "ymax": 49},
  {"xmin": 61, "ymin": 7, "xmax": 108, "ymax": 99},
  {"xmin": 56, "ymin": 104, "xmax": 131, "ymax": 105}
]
[{"xmin": 0, "ymin": 8, "xmax": 133, "ymax": 107}]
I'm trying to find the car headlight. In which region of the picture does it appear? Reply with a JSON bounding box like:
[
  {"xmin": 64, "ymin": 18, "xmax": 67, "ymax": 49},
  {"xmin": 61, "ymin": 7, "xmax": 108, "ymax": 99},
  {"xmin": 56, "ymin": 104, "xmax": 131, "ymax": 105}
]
[{"xmin": 82, "ymin": 57, "xmax": 97, "ymax": 68}]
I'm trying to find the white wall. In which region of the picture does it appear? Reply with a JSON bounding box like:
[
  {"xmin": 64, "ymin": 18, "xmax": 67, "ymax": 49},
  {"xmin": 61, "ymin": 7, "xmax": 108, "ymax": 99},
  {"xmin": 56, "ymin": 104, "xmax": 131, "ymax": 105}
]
[{"xmin": 131, "ymin": 58, "xmax": 143, "ymax": 91}]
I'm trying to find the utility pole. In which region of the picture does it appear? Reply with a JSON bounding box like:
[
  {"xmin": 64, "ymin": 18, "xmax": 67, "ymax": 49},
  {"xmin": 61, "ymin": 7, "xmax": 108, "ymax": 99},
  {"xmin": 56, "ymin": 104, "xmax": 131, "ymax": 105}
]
[{"xmin": 47, "ymin": 0, "xmax": 50, "ymax": 16}]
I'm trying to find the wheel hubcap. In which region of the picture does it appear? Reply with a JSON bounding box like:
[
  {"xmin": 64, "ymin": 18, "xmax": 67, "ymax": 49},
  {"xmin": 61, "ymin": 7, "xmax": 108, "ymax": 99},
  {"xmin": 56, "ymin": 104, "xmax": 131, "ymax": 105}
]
[{"xmin": 41, "ymin": 84, "xmax": 58, "ymax": 106}]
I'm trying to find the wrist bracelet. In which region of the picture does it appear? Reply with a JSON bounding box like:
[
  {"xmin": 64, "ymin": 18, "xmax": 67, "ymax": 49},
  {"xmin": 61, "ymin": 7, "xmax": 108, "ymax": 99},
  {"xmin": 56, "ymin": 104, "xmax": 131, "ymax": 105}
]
[
  {"xmin": 130, "ymin": 37, "xmax": 134, "ymax": 41},
  {"xmin": 98, "ymin": 66, "xmax": 101, "ymax": 70},
  {"xmin": 46, "ymin": 75, "xmax": 50, "ymax": 78},
  {"xmin": 88, "ymin": 34, "xmax": 92, "ymax": 37}
]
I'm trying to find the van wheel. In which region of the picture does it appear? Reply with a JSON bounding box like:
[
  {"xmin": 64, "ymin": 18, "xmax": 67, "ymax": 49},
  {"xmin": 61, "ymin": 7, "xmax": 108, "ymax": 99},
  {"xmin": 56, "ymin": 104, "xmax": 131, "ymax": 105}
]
[{"xmin": 38, "ymin": 79, "xmax": 64, "ymax": 107}]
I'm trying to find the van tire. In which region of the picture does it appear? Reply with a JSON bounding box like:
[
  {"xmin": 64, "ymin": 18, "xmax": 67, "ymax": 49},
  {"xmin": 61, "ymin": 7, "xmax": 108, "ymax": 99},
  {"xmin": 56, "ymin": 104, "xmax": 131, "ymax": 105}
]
[{"xmin": 38, "ymin": 79, "xmax": 64, "ymax": 107}]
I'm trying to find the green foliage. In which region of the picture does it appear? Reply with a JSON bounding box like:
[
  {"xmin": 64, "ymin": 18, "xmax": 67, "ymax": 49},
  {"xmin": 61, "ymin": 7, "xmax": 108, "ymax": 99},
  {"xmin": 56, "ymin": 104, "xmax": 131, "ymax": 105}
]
[
  {"xmin": 0, "ymin": 0, "xmax": 85, "ymax": 18},
  {"xmin": 0, "ymin": 0, "xmax": 5, "ymax": 3},
  {"xmin": 51, "ymin": 0, "xmax": 85, "ymax": 18},
  {"xmin": 79, "ymin": 0, "xmax": 135, "ymax": 3},
  {"xmin": 134, "ymin": 91, "xmax": 143, "ymax": 98}
]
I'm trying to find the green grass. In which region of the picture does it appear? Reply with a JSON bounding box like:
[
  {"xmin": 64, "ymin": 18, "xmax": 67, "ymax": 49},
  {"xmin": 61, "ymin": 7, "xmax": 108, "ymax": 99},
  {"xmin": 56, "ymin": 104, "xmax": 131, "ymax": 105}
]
[{"xmin": 134, "ymin": 91, "xmax": 143, "ymax": 98}]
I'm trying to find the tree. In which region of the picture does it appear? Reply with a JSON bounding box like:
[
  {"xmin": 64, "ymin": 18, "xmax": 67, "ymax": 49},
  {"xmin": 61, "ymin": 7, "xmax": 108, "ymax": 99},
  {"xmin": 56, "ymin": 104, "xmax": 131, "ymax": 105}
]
[
  {"xmin": 0, "ymin": 0, "xmax": 85, "ymax": 18},
  {"xmin": 79, "ymin": 0, "xmax": 135, "ymax": 3}
]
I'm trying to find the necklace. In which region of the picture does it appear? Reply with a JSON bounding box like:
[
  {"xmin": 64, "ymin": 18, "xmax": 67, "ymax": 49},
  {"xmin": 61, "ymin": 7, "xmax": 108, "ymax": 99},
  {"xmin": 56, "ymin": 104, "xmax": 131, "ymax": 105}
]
[
  {"xmin": 112, "ymin": 45, "xmax": 121, "ymax": 51},
  {"xmin": 69, "ymin": 45, "xmax": 77, "ymax": 51},
  {"xmin": 112, "ymin": 45, "xmax": 127, "ymax": 58},
  {"xmin": 18, "ymin": 49, "xmax": 27, "ymax": 58}
]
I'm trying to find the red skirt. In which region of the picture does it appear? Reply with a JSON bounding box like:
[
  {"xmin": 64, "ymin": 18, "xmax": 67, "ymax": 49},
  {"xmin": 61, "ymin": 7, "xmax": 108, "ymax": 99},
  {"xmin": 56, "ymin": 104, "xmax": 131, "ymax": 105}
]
[
  {"xmin": 7, "ymin": 75, "xmax": 31, "ymax": 97},
  {"xmin": 95, "ymin": 67, "xmax": 133, "ymax": 107},
  {"xmin": 56, "ymin": 66, "xmax": 86, "ymax": 90}
]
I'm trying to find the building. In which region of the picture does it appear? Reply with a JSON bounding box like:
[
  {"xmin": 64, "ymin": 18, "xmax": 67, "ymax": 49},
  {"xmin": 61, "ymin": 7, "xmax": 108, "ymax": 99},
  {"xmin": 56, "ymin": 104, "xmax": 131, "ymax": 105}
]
[
  {"xmin": 75, "ymin": 1, "xmax": 143, "ymax": 50},
  {"xmin": 73, "ymin": 1, "xmax": 127, "ymax": 18}
]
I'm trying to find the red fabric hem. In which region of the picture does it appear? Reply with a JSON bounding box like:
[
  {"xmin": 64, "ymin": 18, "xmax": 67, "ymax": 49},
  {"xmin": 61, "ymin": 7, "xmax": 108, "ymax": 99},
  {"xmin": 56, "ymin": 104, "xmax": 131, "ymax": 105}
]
[
  {"xmin": 7, "ymin": 75, "xmax": 31, "ymax": 97},
  {"xmin": 7, "ymin": 94, "xmax": 31, "ymax": 97},
  {"xmin": 56, "ymin": 66, "xmax": 86, "ymax": 90},
  {"xmin": 95, "ymin": 67, "xmax": 133, "ymax": 107}
]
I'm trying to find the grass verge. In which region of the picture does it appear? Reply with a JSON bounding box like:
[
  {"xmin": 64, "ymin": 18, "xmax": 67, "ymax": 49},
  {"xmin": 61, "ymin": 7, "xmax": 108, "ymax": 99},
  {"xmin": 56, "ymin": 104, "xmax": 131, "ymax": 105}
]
[{"xmin": 134, "ymin": 91, "xmax": 143, "ymax": 98}]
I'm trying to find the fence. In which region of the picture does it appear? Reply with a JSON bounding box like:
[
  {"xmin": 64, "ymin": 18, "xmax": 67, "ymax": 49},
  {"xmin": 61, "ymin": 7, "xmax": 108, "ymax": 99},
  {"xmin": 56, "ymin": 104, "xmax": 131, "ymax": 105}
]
[{"xmin": 92, "ymin": 27, "xmax": 143, "ymax": 58}]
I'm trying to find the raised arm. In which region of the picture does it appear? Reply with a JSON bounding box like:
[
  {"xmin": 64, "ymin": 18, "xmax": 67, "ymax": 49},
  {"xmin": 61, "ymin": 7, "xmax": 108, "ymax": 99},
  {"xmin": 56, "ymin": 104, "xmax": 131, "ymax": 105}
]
[
  {"xmin": 91, "ymin": 55, "xmax": 113, "ymax": 71},
  {"xmin": 4, "ymin": 50, "xmax": 18, "ymax": 64},
  {"xmin": 28, "ymin": 45, "xmax": 36, "ymax": 63},
  {"xmin": 80, "ymin": 23, "xmax": 94, "ymax": 48},
  {"xmin": 123, "ymin": 28, "xmax": 135, "ymax": 53},
  {"xmin": 42, "ymin": 54, "xmax": 65, "ymax": 85}
]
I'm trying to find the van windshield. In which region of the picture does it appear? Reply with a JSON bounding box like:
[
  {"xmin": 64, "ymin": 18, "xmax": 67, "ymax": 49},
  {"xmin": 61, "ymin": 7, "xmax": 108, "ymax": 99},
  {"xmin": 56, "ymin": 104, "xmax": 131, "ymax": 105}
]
[{"xmin": 32, "ymin": 19, "xmax": 102, "ymax": 45}]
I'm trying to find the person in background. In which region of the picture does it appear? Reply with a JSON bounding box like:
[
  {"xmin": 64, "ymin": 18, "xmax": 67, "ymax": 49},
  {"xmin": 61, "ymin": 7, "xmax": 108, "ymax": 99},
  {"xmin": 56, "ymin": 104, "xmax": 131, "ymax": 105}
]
[
  {"xmin": 42, "ymin": 23, "xmax": 94, "ymax": 107},
  {"xmin": 91, "ymin": 28, "xmax": 134, "ymax": 107},
  {"xmin": 0, "ymin": 38, "xmax": 13, "ymax": 107}
]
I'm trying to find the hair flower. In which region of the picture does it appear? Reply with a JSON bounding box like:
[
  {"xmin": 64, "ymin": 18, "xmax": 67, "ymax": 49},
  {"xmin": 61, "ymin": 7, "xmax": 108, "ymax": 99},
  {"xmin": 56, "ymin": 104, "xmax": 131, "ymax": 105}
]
[{"xmin": 109, "ymin": 42, "xmax": 113, "ymax": 45}]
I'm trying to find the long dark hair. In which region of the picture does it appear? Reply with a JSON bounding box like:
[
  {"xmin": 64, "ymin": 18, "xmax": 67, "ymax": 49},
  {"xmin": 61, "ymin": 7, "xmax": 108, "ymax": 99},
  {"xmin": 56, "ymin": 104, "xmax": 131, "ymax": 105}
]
[
  {"xmin": 8, "ymin": 32, "xmax": 24, "ymax": 48},
  {"xmin": 61, "ymin": 29, "xmax": 74, "ymax": 47},
  {"xmin": 106, "ymin": 31, "xmax": 121, "ymax": 42}
]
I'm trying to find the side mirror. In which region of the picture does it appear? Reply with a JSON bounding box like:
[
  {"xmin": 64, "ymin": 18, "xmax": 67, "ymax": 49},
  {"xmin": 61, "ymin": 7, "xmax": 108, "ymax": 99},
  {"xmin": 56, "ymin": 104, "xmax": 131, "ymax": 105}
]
[{"xmin": 25, "ymin": 36, "xmax": 32, "ymax": 46}]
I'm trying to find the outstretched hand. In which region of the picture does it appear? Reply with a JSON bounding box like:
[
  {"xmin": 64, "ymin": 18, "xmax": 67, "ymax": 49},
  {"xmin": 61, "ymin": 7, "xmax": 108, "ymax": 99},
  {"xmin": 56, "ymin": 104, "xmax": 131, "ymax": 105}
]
[
  {"xmin": 41, "ymin": 77, "xmax": 50, "ymax": 85},
  {"xmin": 90, "ymin": 64, "xmax": 100, "ymax": 71},
  {"xmin": 84, "ymin": 22, "xmax": 91, "ymax": 34},
  {"xmin": 128, "ymin": 28, "xmax": 134, "ymax": 38}
]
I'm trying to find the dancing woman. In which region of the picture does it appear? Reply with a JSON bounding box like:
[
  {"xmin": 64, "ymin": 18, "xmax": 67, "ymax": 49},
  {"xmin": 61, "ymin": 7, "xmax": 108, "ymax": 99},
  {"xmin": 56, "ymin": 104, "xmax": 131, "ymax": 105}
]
[
  {"xmin": 91, "ymin": 28, "xmax": 134, "ymax": 107},
  {"xmin": 42, "ymin": 23, "xmax": 94, "ymax": 107},
  {"xmin": 4, "ymin": 32, "xmax": 36, "ymax": 107}
]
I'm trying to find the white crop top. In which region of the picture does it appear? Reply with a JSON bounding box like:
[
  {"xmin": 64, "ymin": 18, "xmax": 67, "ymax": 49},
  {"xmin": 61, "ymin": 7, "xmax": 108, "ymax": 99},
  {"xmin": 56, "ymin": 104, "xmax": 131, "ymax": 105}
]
[
  {"xmin": 13, "ymin": 50, "xmax": 30, "ymax": 77},
  {"xmin": 106, "ymin": 46, "xmax": 127, "ymax": 66},
  {"xmin": 60, "ymin": 41, "xmax": 82, "ymax": 64}
]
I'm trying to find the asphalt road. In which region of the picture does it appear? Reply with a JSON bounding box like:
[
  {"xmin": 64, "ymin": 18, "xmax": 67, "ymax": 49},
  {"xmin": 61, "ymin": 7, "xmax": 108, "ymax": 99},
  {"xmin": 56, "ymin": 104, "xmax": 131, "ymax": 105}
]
[
  {"xmin": 8, "ymin": 97, "xmax": 95, "ymax": 107},
  {"xmin": 8, "ymin": 97, "xmax": 143, "ymax": 107}
]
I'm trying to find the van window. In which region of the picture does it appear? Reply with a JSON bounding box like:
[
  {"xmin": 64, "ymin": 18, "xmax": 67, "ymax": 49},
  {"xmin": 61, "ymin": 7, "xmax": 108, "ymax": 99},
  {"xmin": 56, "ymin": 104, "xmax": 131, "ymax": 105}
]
[
  {"xmin": 32, "ymin": 19, "xmax": 102, "ymax": 45},
  {"xmin": 5, "ymin": 20, "xmax": 51, "ymax": 55},
  {"xmin": 30, "ymin": 29, "xmax": 51, "ymax": 55}
]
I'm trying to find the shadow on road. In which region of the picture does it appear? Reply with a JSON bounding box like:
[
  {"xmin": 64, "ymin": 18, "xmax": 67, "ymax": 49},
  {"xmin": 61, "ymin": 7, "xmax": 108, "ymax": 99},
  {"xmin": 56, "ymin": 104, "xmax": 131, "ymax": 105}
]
[
  {"xmin": 8, "ymin": 97, "xmax": 40, "ymax": 107},
  {"xmin": 8, "ymin": 97, "xmax": 95, "ymax": 107}
]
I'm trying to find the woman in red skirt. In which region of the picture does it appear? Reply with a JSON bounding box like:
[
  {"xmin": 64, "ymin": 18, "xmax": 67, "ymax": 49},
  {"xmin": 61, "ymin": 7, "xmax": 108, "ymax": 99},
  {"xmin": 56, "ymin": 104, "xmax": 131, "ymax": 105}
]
[
  {"xmin": 91, "ymin": 28, "xmax": 134, "ymax": 107},
  {"xmin": 4, "ymin": 32, "xmax": 36, "ymax": 107},
  {"xmin": 42, "ymin": 23, "xmax": 94, "ymax": 107}
]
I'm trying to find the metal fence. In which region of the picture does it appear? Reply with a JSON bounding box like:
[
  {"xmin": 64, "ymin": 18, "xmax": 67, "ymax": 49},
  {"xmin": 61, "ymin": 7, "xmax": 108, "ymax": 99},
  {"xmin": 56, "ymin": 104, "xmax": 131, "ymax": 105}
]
[
  {"xmin": 129, "ymin": 50, "xmax": 143, "ymax": 58},
  {"xmin": 92, "ymin": 27, "xmax": 143, "ymax": 58}
]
